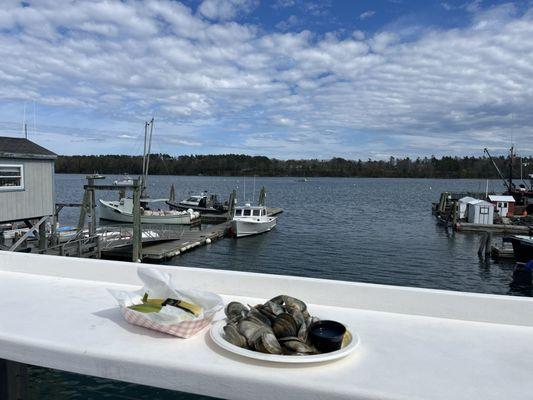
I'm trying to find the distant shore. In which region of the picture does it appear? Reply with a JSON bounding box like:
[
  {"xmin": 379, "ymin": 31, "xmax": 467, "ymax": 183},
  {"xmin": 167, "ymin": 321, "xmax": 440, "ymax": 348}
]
[{"xmin": 54, "ymin": 154, "xmax": 530, "ymax": 180}]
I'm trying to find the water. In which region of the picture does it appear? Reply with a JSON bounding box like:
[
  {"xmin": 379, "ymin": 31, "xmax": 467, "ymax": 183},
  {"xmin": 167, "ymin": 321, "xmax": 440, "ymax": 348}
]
[{"xmin": 30, "ymin": 174, "xmax": 520, "ymax": 399}]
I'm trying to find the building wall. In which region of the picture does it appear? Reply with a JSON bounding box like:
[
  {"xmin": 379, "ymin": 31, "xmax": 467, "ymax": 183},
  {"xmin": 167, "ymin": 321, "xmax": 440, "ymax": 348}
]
[{"xmin": 0, "ymin": 158, "xmax": 55, "ymax": 223}]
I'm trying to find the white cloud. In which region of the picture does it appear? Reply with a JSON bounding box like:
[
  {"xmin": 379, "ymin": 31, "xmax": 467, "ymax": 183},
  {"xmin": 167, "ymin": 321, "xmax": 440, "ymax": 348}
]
[
  {"xmin": 272, "ymin": 0, "xmax": 296, "ymax": 9},
  {"xmin": 198, "ymin": 0, "xmax": 258, "ymax": 21},
  {"xmin": 359, "ymin": 10, "xmax": 375, "ymax": 20},
  {"xmin": 0, "ymin": 2, "xmax": 532, "ymax": 158},
  {"xmin": 276, "ymin": 15, "xmax": 300, "ymax": 31}
]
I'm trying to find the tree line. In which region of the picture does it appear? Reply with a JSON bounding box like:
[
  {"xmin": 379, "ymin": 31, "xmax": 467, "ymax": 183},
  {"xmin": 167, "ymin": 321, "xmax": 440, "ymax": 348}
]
[{"xmin": 54, "ymin": 154, "xmax": 533, "ymax": 179}]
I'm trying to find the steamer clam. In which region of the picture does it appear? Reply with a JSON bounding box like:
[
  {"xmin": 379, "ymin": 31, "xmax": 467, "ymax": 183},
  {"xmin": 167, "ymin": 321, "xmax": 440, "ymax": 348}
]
[{"xmin": 222, "ymin": 295, "xmax": 323, "ymax": 356}]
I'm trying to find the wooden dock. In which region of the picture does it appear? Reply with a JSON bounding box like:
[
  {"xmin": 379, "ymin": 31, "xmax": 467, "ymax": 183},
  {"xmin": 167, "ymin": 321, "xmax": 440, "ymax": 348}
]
[
  {"xmin": 456, "ymin": 222, "xmax": 532, "ymax": 234},
  {"xmin": 101, "ymin": 207, "xmax": 283, "ymax": 262},
  {"xmin": 101, "ymin": 222, "xmax": 231, "ymax": 261}
]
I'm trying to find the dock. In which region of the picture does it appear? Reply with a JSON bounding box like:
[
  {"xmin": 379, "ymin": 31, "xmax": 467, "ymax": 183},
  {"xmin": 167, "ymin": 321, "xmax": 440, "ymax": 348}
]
[
  {"xmin": 456, "ymin": 222, "xmax": 532, "ymax": 234},
  {"xmin": 101, "ymin": 222, "xmax": 230, "ymax": 261},
  {"xmin": 101, "ymin": 207, "xmax": 283, "ymax": 261}
]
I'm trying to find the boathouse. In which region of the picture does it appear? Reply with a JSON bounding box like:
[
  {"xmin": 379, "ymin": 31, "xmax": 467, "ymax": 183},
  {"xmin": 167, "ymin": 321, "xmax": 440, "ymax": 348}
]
[
  {"xmin": 0, "ymin": 137, "xmax": 56, "ymax": 249},
  {"xmin": 488, "ymin": 195, "xmax": 515, "ymax": 217}
]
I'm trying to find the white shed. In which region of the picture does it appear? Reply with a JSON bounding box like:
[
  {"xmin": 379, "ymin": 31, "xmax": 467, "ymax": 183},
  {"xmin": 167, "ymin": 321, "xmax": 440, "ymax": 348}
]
[
  {"xmin": 458, "ymin": 196, "xmax": 476, "ymax": 219},
  {"xmin": 467, "ymin": 200, "xmax": 494, "ymax": 225},
  {"xmin": 488, "ymin": 195, "xmax": 515, "ymax": 217}
]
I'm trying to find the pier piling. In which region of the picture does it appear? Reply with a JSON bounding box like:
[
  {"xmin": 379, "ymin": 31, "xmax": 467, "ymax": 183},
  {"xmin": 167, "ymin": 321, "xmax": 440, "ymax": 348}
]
[{"xmin": 0, "ymin": 359, "xmax": 27, "ymax": 400}]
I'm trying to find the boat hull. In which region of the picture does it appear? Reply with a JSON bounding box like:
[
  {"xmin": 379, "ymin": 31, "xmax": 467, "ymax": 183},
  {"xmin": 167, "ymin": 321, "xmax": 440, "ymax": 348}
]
[
  {"xmin": 166, "ymin": 201, "xmax": 226, "ymax": 214},
  {"xmin": 511, "ymin": 236, "xmax": 533, "ymax": 262},
  {"xmin": 99, "ymin": 200, "xmax": 194, "ymax": 225},
  {"xmin": 231, "ymin": 218, "xmax": 276, "ymax": 238}
]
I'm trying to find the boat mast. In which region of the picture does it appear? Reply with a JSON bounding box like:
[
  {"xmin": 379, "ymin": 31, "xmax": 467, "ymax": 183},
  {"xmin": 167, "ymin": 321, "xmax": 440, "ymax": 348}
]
[
  {"xmin": 252, "ymin": 175, "xmax": 256, "ymax": 203},
  {"xmin": 484, "ymin": 148, "xmax": 511, "ymax": 192},
  {"xmin": 141, "ymin": 118, "xmax": 154, "ymax": 197}
]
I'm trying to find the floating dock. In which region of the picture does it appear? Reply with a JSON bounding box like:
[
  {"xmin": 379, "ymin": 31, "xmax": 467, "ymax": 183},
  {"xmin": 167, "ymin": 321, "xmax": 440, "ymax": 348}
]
[
  {"xmin": 101, "ymin": 223, "xmax": 229, "ymax": 261},
  {"xmin": 101, "ymin": 207, "xmax": 283, "ymax": 261},
  {"xmin": 491, "ymin": 245, "xmax": 515, "ymax": 259},
  {"xmin": 456, "ymin": 222, "xmax": 532, "ymax": 234}
]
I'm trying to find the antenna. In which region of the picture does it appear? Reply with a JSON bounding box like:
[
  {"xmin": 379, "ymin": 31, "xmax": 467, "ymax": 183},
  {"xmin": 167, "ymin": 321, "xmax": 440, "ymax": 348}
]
[
  {"xmin": 22, "ymin": 102, "xmax": 26, "ymax": 137},
  {"xmin": 33, "ymin": 101, "xmax": 36, "ymax": 135},
  {"xmin": 24, "ymin": 123, "xmax": 28, "ymax": 139},
  {"xmin": 253, "ymin": 175, "xmax": 256, "ymax": 203}
]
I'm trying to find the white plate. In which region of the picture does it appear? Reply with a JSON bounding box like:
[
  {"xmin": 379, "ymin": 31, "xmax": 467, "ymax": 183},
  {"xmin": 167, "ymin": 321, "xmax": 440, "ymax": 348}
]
[{"xmin": 209, "ymin": 319, "xmax": 359, "ymax": 363}]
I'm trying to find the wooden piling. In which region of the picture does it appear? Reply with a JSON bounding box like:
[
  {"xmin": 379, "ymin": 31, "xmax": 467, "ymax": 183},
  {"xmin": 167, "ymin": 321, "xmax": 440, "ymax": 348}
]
[
  {"xmin": 132, "ymin": 179, "xmax": 142, "ymax": 263},
  {"xmin": 0, "ymin": 359, "xmax": 27, "ymax": 400},
  {"xmin": 478, "ymin": 232, "xmax": 487, "ymax": 256}
]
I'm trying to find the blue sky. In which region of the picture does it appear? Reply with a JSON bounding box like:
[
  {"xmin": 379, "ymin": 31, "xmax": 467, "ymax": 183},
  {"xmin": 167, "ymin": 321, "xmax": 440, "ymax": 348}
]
[{"xmin": 0, "ymin": 0, "xmax": 532, "ymax": 159}]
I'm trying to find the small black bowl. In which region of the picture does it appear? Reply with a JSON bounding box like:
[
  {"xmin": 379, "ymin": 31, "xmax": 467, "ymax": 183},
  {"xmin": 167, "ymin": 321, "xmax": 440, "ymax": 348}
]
[{"xmin": 309, "ymin": 320, "xmax": 347, "ymax": 353}]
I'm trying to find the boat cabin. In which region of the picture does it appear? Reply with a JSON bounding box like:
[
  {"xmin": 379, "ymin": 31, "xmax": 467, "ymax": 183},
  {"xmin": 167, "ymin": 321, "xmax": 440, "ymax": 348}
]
[
  {"xmin": 182, "ymin": 195, "xmax": 209, "ymax": 208},
  {"xmin": 234, "ymin": 205, "xmax": 269, "ymax": 219},
  {"xmin": 488, "ymin": 195, "xmax": 515, "ymax": 217}
]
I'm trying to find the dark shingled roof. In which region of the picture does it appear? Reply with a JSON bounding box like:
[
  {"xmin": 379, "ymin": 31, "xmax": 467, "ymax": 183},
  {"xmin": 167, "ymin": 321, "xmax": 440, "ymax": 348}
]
[{"xmin": 0, "ymin": 137, "xmax": 56, "ymax": 160}]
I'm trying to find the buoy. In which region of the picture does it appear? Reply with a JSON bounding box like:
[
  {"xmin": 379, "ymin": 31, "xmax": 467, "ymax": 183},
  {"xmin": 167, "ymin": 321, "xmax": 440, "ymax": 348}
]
[{"xmin": 206, "ymin": 238, "xmax": 212, "ymax": 244}]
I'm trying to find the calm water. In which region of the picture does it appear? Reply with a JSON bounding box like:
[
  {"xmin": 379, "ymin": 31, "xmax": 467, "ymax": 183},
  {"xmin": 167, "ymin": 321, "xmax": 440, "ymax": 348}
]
[{"xmin": 30, "ymin": 174, "xmax": 520, "ymax": 399}]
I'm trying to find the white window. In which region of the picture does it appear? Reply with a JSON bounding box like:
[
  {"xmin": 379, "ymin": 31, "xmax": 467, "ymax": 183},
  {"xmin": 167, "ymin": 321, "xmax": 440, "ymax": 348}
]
[
  {"xmin": 0, "ymin": 164, "xmax": 23, "ymax": 190},
  {"xmin": 253, "ymin": 209, "xmax": 260, "ymax": 216},
  {"xmin": 480, "ymin": 207, "xmax": 488, "ymax": 215}
]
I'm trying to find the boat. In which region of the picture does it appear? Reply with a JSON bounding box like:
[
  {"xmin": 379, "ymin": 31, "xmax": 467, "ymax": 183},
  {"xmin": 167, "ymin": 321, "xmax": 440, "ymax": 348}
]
[
  {"xmin": 167, "ymin": 193, "xmax": 227, "ymax": 214},
  {"xmin": 99, "ymin": 198, "xmax": 199, "ymax": 225},
  {"xmin": 99, "ymin": 119, "xmax": 199, "ymax": 225},
  {"xmin": 113, "ymin": 175, "xmax": 134, "ymax": 186},
  {"xmin": 484, "ymin": 147, "xmax": 533, "ymax": 211},
  {"xmin": 510, "ymin": 235, "xmax": 533, "ymax": 262},
  {"xmin": 230, "ymin": 204, "xmax": 276, "ymax": 238}
]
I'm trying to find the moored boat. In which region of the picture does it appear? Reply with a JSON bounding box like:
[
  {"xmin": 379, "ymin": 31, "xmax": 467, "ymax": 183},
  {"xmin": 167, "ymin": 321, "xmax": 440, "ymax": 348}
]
[
  {"xmin": 167, "ymin": 193, "xmax": 226, "ymax": 214},
  {"xmin": 510, "ymin": 234, "xmax": 533, "ymax": 262},
  {"xmin": 230, "ymin": 204, "xmax": 276, "ymax": 238},
  {"xmin": 99, "ymin": 198, "xmax": 199, "ymax": 225}
]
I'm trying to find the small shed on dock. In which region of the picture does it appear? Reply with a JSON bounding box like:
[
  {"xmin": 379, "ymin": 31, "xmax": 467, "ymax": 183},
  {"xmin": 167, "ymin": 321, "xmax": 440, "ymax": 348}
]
[
  {"xmin": 467, "ymin": 200, "xmax": 494, "ymax": 225},
  {"xmin": 458, "ymin": 196, "xmax": 476, "ymax": 219},
  {"xmin": 0, "ymin": 137, "xmax": 56, "ymax": 250},
  {"xmin": 488, "ymin": 195, "xmax": 515, "ymax": 217}
]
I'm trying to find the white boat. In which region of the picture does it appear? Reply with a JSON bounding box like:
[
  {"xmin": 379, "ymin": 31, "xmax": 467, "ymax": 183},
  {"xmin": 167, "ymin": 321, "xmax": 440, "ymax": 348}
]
[
  {"xmin": 99, "ymin": 198, "xmax": 200, "ymax": 225},
  {"xmin": 231, "ymin": 204, "xmax": 276, "ymax": 237},
  {"xmin": 113, "ymin": 175, "xmax": 134, "ymax": 186},
  {"xmin": 167, "ymin": 193, "xmax": 226, "ymax": 214},
  {"xmin": 99, "ymin": 119, "xmax": 198, "ymax": 225}
]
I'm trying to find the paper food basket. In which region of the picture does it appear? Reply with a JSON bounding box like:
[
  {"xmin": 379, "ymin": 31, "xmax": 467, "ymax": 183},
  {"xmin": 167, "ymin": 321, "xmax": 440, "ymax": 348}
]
[{"xmin": 110, "ymin": 267, "xmax": 223, "ymax": 338}]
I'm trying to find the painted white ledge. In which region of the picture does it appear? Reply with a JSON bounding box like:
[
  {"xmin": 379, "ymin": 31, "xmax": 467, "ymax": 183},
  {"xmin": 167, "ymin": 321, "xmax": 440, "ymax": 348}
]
[{"xmin": 0, "ymin": 252, "xmax": 532, "ymax": 400}]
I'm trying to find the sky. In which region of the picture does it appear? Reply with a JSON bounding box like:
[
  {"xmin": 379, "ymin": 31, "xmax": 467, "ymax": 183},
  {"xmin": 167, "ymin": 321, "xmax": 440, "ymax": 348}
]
[{"xmin": 0, "ymin": 0, "xmax": 532, "ymax": 159}]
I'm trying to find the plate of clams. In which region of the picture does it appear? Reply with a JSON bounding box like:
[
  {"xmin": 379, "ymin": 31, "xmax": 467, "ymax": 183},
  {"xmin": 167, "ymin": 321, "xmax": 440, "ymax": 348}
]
[{"xmin": 210, "ymin": 295, "xmax": 359, "ymax": 363}]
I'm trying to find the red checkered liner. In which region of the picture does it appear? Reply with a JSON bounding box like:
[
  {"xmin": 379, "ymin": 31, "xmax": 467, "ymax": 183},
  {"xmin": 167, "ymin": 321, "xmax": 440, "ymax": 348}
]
[{"xmin": 121, "ymin": 306, "xmax": 215, "ymax": 338}]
